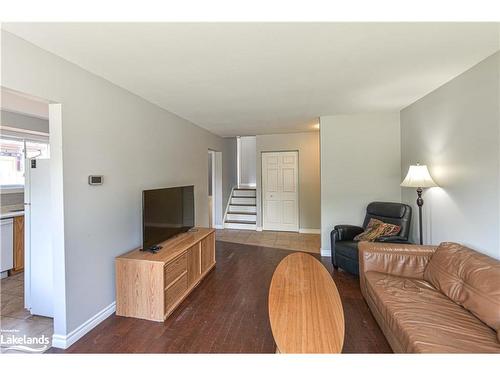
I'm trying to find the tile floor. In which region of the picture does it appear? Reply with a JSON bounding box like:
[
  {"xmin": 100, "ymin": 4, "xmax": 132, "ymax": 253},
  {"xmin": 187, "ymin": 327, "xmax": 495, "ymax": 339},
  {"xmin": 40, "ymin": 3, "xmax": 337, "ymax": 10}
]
[
  {"xmin": 0, "ymin": 272, "xmax": 53, "ymax": 353},
  {"xmin": 215, "ymin": 229, "xmax": 321, "ymax": 254}
]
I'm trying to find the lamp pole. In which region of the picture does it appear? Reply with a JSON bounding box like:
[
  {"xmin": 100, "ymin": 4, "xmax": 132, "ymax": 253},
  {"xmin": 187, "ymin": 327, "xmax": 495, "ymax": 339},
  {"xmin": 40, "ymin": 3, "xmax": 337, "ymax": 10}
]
[{"xmin": 416, "ymin": 187, "xmax": 423, "ymax": 245}]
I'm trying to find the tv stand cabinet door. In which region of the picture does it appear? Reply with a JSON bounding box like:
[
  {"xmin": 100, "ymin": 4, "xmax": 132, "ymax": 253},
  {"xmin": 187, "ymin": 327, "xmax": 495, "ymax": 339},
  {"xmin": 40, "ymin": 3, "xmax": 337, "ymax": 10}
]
[
  {"xmin": 116, "ymin": 259, "xmax": 164, "ymax": 321},
  {"xmin": 187, "ymin": 244, "xmax": 201, "ymax": 286},
  {"xmin": 201, "ymin": 233, "xmax": 215, "ymax": 273}
]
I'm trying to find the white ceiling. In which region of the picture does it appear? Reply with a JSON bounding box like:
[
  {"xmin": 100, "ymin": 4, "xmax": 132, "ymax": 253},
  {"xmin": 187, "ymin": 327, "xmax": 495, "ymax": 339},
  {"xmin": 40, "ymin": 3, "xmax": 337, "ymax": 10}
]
[{"xmin": 3, "ymin": 23, "xmax": 499, "ymax": 137}]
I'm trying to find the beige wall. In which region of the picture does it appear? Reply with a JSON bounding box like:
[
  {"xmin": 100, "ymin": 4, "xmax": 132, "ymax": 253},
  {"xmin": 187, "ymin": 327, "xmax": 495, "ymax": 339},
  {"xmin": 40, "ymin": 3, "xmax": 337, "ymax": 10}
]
[
  {"xmin": 255, "ymin": 132, "xmax": 320, "ymax": 231},
  {"xmin": 401, "ymin": 52, "xmax": 500, "ymax": 259},
  {"xmin": 320, "ymin": 113, "xmax": 401, "ymax": 255}
]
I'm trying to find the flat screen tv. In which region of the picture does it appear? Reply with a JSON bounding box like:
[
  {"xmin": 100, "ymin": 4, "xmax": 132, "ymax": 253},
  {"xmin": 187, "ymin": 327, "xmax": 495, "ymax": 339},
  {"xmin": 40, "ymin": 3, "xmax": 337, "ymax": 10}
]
[{"xmin": 142, "ymin": 185, "xmax": 194, "ymax": 251}]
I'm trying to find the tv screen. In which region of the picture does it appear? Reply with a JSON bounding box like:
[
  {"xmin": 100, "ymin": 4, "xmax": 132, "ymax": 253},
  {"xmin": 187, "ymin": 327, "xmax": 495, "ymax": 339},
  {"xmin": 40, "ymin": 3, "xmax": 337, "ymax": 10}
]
[{"xmin": 142, "ymin": 185, "xmax": 194, "ymax": 251}]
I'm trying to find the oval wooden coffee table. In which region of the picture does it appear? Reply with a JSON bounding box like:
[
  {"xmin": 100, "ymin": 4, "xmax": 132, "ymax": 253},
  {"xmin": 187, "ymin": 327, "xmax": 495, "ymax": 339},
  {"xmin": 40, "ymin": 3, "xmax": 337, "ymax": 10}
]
[{"xmin": 268, "ymin": 252, "xmax": 345, "ymax": 353}]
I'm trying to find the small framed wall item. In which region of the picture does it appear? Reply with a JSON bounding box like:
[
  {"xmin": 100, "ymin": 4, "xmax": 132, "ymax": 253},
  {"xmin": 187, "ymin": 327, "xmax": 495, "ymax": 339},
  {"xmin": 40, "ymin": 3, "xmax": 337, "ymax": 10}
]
[{"xmin": 88, "ymin": 175, "xmax": 103, "ymax": 185}]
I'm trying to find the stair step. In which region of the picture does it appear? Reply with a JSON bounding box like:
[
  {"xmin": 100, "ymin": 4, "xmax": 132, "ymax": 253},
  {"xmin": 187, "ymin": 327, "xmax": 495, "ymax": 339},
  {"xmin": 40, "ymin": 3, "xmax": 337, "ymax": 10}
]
[
  {"xmin": 227, "ymin": 213, "xmax": 257, "ymax": 221},
  {"xmin": 225, "ymin": 219, "xmax": 256, "ymax": 224},
  {"xmin": 233, "ymin": 190, "xmax": 256, "ymax": 197},
  {"xmin": 231, "ymin": 197, "xmax": 256, "ymax": 205},
  {"xmin": 225, "ymin": 222, "xmax": 257, "ymax": 230},
  {"xmin": 229, "ymin": 205, "xmax": 256, "ymax": 213}
]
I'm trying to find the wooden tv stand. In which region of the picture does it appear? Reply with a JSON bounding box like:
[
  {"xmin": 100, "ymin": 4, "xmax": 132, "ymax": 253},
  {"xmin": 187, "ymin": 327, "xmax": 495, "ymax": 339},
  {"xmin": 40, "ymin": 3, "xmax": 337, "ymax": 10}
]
[{"xmin": 115, "ymin": 228, "xmax": 215, "ymax": 322}]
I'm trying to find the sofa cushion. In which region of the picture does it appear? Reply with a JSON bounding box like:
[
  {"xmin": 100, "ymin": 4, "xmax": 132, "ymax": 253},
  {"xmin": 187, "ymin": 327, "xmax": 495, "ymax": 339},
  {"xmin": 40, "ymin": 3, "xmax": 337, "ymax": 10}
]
[
  {"xmin": 424, "ymin": 242, "xmax": 500, "ymax": 336},
  {"xmin": 364, "ymin": 271, "xmax": 500, "ymax": 353},
  {"xmin": 335, "ymin": 240, "xmax": 358, "ymax": 260}
]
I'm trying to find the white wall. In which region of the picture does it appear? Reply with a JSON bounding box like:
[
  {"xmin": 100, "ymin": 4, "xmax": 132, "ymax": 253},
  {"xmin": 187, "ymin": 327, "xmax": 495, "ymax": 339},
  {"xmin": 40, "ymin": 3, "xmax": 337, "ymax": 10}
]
[
  {"xmin": 222, "ymin": 139, "xmax": 237, "ymax": 209},
  {"xmin": 238, "ymin": 136, "xmax": 256, "ymax": 187},
  {"xmin": 1, "ymin": 110, "xmax": 49, "ymax": 133},
  {"xmin": 1, "ymin": 88, "xmax": 49, "ymax": 119},
  {"xmin": 256, "ymin": 132, "xmax": 320, "ymax": 231},
  {"xmin": 320, "ymin": 113, "xmax": 401, "ymax": 254},
  {"xmin": 401, "ymin": 52, "xmax": 500, "ymax": 259},
  {"xmin": 1, "ymin": 31, "xmax": 237, "ymax": 338}
]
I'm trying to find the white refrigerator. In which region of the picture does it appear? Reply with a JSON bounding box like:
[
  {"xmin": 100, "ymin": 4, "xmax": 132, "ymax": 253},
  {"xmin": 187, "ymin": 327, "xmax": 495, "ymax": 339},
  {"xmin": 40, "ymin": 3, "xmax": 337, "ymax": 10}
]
[{"xmin": 24, "ymin": 157, "xmax": 54, "ymax": 318}]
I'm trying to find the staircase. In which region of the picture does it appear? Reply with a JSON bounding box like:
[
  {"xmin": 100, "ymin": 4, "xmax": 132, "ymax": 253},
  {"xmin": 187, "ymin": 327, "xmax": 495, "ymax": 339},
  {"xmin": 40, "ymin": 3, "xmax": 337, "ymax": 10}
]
[{"xmin": 224, "ymin": 188, "xmax": 257, "ymax": 230}]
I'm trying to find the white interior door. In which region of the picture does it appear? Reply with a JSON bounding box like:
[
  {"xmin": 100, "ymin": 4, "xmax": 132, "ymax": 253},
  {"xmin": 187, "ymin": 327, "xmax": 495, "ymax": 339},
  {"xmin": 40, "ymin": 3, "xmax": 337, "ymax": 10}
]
[{"xmin": 262, "ymin": 151, "xmax": 299, "ymax": 231}]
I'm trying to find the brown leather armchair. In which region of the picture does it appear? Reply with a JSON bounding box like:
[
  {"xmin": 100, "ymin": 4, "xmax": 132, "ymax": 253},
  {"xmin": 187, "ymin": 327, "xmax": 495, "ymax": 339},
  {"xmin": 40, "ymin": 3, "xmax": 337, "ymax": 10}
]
[{"xmin": 359, "ymin": 241, "xmax": 500, "ymax": 353}]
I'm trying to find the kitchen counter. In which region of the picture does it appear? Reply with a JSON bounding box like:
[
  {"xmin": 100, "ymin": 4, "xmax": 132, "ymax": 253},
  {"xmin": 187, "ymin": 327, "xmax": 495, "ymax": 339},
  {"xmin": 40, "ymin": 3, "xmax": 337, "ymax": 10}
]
[{"xmin": 1, "ymin": 205, "xmax": 25, "ymax": 219}]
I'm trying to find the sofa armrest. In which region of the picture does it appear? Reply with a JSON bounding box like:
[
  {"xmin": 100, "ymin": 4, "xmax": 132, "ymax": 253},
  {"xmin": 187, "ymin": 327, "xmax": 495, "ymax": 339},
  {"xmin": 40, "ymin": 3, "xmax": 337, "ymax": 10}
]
[
  {"xmin": 359, "ymin": 241, "xmax": 436, "ymax": 280},
  {"xmin": 333, "ymin": 225, "xmax": 364, "ymax": 241},
  {"xmin": 375, "ymin": 235, "xmax": 411, "ymax": 244}
]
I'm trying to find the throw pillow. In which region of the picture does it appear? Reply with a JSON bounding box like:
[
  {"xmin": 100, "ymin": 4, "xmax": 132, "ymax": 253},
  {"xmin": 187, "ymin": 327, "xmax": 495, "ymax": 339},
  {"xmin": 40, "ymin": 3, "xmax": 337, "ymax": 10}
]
[
  {"xmin": 353, "ymin": 218, "xmax": 383, "ymax": 241},
  {"xmin": 354, "ymin": 218, "xmax": 401, "ymax": 241}
]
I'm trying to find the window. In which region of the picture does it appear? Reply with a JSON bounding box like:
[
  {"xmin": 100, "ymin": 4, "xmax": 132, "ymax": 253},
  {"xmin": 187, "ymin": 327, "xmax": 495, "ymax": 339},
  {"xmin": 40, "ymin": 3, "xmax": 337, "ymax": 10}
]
[
  {"xmin": 0, "ymin": 139, "xmax": 24, "ymax": 187},
  {"xmin": 0, "ymin": 135, "xmax": 50, "ymax": 188}
]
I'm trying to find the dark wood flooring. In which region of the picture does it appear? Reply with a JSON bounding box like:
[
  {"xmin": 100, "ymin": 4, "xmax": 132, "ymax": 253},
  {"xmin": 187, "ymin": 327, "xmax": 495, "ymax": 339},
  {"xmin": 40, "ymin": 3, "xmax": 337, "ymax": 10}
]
[{"xmin": 47, "ymin": 241, "xmax": 391, "ymax": 353}]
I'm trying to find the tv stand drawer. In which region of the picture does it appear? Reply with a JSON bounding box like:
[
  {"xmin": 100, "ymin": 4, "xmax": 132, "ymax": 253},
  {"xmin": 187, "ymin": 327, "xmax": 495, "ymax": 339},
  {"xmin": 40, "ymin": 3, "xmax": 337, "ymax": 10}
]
[
  {"xmin": 165, "ymin": 272, "xmax": 188, "ymax": 311},
  {"xmin": 165, "ymin": 253, "xmax": 187, "ymax": 287}
]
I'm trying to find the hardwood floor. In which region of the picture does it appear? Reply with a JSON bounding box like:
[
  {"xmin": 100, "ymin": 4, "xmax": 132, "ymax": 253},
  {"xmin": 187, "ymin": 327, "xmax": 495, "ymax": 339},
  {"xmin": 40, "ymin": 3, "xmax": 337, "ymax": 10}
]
[{"xmin": 46, "ymin": 241, "xmax": 391, "ymax": 354}]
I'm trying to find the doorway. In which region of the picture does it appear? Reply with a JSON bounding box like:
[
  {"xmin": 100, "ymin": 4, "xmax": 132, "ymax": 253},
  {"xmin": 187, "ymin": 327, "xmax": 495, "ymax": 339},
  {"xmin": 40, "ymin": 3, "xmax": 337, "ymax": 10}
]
[
  {"xmin": 0, "ymin": 87, "xmax": 62, "ymax": 352},
  {"xmin": 208, "ymin": 150, "xmax": 223, "ymax": 228},
  {"xmin": 262, "ymin": 151, "xmax": 299, "ymax": 232},
  {"xmin": 237, "ymin": 136, "xmax": 256, "ymax": 189},
  {"xmin": 208, "ymin": 151, "xmax": 214, "ymax": 228}
]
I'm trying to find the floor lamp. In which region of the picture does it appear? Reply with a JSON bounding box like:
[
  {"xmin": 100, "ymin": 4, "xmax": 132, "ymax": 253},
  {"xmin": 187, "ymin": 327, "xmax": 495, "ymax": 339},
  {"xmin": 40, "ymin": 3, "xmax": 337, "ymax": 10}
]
[{"xmin": 401, "ymin": 163, "xmax": 438, "ymax": 245}]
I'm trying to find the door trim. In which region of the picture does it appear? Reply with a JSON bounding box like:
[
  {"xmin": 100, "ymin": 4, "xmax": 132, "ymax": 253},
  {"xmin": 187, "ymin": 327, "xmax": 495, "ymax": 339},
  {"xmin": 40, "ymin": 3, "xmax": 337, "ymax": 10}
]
[{"xmin": 261, "ymin": 150, "xmax": 299, "ymax": 232}]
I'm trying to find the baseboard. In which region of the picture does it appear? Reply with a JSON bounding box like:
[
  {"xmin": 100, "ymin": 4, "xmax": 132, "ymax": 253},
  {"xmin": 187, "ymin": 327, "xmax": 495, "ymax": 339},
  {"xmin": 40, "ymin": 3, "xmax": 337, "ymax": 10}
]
[
  {"xmin": 255, "ymin": 227, "xmax": 319, "ymax": 234},
  {"xmin": 299, "ymin": 228, "xmax": 321, "ymax": 234},
  {"xmin": 51, "ymin": 301, "xmax": 116, "ymax": 349},
  {"xmin": 214, "ymin": 224, "xmax": 224, "ymax": 229},
  {"xmin": 320, "ymin": 248, "xmax": 331, "ymax": 257}
]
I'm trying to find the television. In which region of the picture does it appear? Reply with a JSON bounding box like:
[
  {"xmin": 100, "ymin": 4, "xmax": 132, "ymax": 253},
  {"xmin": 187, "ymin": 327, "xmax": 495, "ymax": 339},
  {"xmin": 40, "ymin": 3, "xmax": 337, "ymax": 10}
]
[{"xmin": 142, "ymin": 185, "xmax": 194, "ymax": 251}]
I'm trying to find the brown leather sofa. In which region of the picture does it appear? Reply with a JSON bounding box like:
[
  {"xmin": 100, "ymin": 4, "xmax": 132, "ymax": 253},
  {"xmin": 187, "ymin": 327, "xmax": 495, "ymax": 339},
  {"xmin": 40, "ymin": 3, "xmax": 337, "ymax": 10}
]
[{"xmin": 359, "ymin": 241, "xmax": 500, "ymax": 353}]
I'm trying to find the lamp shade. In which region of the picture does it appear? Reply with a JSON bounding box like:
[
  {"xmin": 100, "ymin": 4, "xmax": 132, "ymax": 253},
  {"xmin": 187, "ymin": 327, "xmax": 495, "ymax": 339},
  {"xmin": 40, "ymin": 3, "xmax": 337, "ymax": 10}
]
[{"xmin": 401, "ymin": 164, "xmax": 438, "ymax": 188}]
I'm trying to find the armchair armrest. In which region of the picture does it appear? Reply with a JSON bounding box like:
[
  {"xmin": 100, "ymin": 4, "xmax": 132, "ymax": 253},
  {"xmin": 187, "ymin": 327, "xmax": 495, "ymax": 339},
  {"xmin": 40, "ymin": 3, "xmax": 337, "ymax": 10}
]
[
  {"xmin": 333, "ymin": 225, "xmax": 364, "ymax": 241},
  {"xmin": 358, "ymin": 241, "xmax": 436, "ymax": 280},
  {"xmin": 375, "ymin": 235, "xmax": 411, "ymax": 244},
  {"xmin": 330, "ymin": 225, "xmax": 364, "ymax": 268}
]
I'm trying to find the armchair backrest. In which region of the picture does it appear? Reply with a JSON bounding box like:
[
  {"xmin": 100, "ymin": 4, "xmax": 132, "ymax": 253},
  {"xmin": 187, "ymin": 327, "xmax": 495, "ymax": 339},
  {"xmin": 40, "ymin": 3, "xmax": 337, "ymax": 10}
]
[{"xmin": 362, "ymin": 202, "xmax": 412, "ymax": 239}]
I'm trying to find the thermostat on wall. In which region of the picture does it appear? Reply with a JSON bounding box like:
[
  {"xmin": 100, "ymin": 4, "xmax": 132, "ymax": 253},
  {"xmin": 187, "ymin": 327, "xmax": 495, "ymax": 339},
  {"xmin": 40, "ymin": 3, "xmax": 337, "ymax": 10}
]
[{"xmin": 88, "ymin": 175, "xmax": 103, "ymax": 185}]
